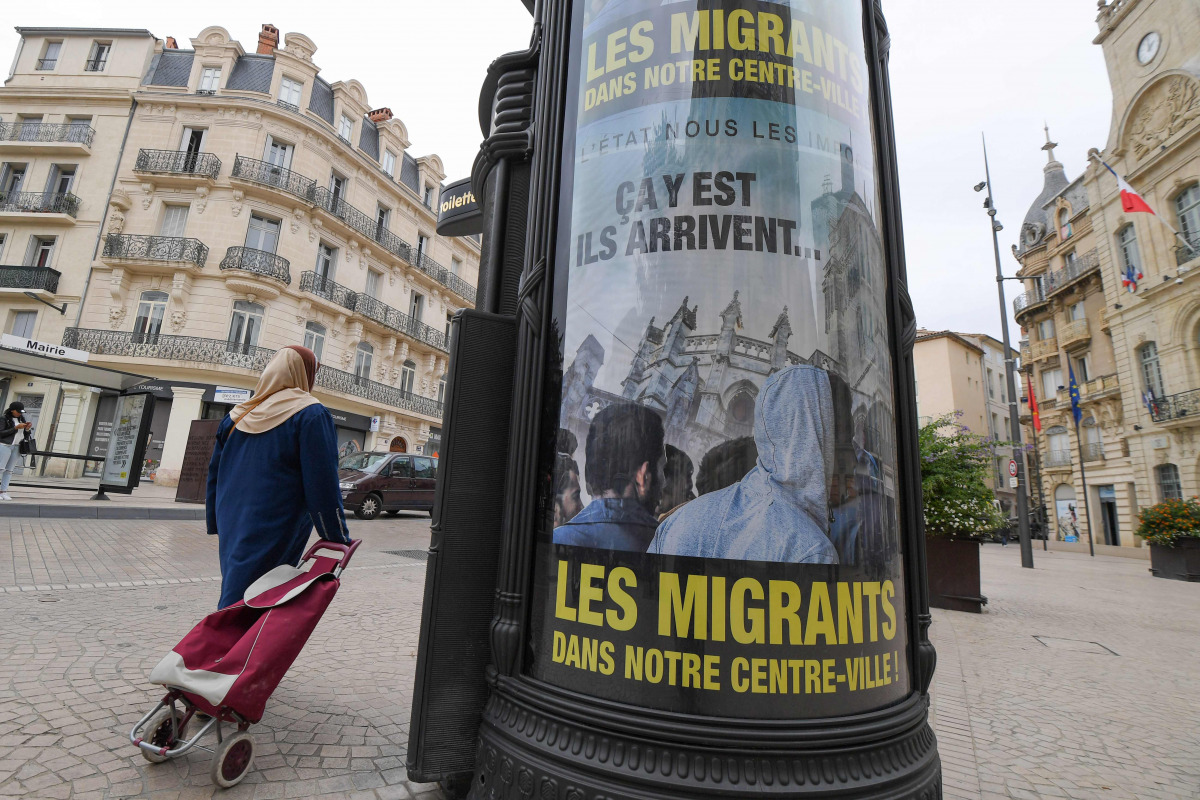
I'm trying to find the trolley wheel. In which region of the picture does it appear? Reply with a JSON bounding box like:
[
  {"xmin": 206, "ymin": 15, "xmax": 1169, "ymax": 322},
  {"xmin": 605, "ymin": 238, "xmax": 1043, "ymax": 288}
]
[
  {"xmin": 141, "ymin": 707, "xmax": 187, "ymax": 764},
  {"xmin": 211, "ymin": 731, "xmax": 255, "ymax": 788},
  {"xmin": 355, "ymin": 493, "xmax": 382, "ymax": 521}
]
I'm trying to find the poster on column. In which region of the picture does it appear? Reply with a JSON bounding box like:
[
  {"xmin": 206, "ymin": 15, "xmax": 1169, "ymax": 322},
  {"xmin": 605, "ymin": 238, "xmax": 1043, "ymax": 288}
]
[{"xmin": 529, "ymin": 0, "xmax": 910, "ymax": 719}]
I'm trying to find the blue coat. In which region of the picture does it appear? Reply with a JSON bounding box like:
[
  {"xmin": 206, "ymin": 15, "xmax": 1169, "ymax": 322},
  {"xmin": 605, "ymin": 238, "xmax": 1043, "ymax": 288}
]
[
  {"xmin": 206, "ymin": 404, "xmax": 351, "ymax": 608},
  {"xmin": 553, "ymin": 497, "xmax": 660, "ymax": 552}
]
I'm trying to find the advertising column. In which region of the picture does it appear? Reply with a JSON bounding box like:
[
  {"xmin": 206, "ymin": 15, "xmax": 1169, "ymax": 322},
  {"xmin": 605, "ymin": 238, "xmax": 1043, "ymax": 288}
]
[{"xmin": 534, "ymin": 0, "xmax": 906, "ymax": 720}]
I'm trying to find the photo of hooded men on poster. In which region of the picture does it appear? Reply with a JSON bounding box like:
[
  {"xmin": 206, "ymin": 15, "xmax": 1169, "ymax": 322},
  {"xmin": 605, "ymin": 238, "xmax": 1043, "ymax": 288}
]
[{"xmin": 532, "ymin": 0, "xmax": 909, "ymax": 719}]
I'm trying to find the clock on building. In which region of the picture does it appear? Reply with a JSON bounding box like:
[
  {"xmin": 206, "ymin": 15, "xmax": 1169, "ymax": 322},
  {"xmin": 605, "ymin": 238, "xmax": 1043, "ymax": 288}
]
[{"xmin": 1137, "ymin": 31, "xmax": 1161, "ymax": 64}]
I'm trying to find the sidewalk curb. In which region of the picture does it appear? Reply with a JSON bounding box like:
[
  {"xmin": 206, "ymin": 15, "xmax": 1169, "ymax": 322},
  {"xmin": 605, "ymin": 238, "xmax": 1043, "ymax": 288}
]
[{"xmin": 0, "ymin": 504, "xmax": 205, "ymax": 520}]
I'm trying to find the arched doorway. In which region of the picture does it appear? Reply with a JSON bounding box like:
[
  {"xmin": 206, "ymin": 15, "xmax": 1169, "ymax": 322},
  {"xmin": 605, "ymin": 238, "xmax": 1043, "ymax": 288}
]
[{"xmin": 390, "ymin": 436, "xmax": 408, "ymax": 453}]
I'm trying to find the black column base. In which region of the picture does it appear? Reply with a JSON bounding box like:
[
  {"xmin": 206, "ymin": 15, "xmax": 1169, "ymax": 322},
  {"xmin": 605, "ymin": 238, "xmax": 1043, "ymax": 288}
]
[{"xmin": 468, "ymin": 678, "xmax": 940, "ymax": 800}]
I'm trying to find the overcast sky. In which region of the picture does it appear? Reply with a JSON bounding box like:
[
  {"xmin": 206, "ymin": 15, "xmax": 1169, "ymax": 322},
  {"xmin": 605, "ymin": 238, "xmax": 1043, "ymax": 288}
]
[{"xmin": 1, "ymin": 1, "xmax": 1113, "ymax": 342}]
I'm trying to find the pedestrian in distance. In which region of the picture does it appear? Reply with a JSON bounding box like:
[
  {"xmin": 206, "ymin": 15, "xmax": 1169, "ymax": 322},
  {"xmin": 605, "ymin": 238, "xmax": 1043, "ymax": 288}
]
[
  {"xmin": 206, "ymin": 346, "xmax": 354, "ymax": 609},
  {"xmin": 0, "ymin": 401, "xmax": 32, "ymax": 501}
]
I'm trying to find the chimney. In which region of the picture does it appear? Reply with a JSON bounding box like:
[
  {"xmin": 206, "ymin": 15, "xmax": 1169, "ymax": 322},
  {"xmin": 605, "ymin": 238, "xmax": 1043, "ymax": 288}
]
[
  {"xmin": 257, "ymin": 24, "xmax": 279, "ymax": 55},
  {"xmin": 368, "ymin": 107, "xmax": 393, "ymax": 123},
  {"xmin": 165, "ymin": 36, "xmax": 178, "ymax": 49}
]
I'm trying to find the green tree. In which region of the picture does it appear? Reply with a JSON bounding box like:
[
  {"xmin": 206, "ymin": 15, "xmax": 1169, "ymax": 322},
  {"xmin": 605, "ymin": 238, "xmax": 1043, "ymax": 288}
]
[{"xmin": 919, "ymin": 413, "xmax": 1008, "ymax": 538}]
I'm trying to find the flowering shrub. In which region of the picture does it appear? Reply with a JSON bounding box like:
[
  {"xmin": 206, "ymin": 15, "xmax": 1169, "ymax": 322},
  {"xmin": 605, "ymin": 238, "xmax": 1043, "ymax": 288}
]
[
  {"xmin": 919, "ymin": 413, "xmax": 1008, "ymax": 537},
  {"xmin": 1136, "ymin": 497, "xmax": 1200, "ymax": 546}
]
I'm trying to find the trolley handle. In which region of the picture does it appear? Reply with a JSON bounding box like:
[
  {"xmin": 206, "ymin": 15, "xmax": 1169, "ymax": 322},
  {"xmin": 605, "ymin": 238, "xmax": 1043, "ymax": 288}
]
[{"xmin": 302, "ymin": 539, "xmax": 361, "ymax": 575}]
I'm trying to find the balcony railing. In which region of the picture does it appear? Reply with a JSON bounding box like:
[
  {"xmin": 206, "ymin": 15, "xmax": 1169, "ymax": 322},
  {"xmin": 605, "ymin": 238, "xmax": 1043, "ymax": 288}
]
[
  {"xmin": 0, "ymin": 121, "xmax": 95, "ymax": 148},
  {"xmin": 1083, "ymin": 442, "xmax": 1105, "ymax": 462},
  {"xmin": 1043, "ymin": 249, "xmax": 1099, "ymax": 296},
  {"xmin": 314, "ymin": 364, "xmax": 443, "ymax": 418},
  {"xmin": 134, "ymin": 148, "xmax": 221, "ymax": 180},
  {"xmin": 103, "ymin": 233, "xmax": 208, "ymax": 269},
  {"xmin": 35, "ymin": 58, "xmax": 57, "ymax": 71},
  {"xmin": 0, "ymin": 265, "xmax": 61, "ymax": 293},
  {"xmin": 231, "ymin": 155, "xmax": 316, "ymax": 203},
  {"xmin": 1045, "ymin": 450, "xmax": 1072, "ymax": 468},
  {"xmin": 62, "ymin": 329, "xmax": 276, "ymax": 372},
  {"xmin": 219, "ymin": 246, "xmax": 291, "ymax": 284},
  {"xmin": 62, "ymin": 329, "xmax": 446, "ymax": 418},
  {"xmin": 1058, "ymin": 318, "xmax": 1090, "ymax": 347},
  {"xmin": 354, "ymin": 293, "xmax": 448, "ymax": 351},
  {"xmin": 1150, "ymin": 388, "xmax": 1200, "ymax": 423},
  {"xmin": 84, "ymin": 59, "xmax": 106, "ymax": 72},
  {"xmin": 1030, "ymin": 338, "xmax": 1057, "ymax": 361},
  {"xmin": 1013, "ymin": 289, "xmax": 1048, "ymax": 316},
  {"xmin": 1176, "ymin": 234, "xmax": 1200, "ymax": 267},
  {"xmin": 277, "ymin": 99, "xmax": 300, "ymax": 113},
  {"xmin": 299, "ymin": 271, "xmax": 356, "ymax": 312},
  {"xmin": 0, "ymin": 190, "xmax": 80, "ymax": 217}
]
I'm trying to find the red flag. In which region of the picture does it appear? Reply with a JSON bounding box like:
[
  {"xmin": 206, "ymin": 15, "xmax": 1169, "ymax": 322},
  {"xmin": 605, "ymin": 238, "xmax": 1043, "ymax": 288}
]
[{"xmin": 1028, "ymin": 377, "xmax": 1041, "ymax": 433}]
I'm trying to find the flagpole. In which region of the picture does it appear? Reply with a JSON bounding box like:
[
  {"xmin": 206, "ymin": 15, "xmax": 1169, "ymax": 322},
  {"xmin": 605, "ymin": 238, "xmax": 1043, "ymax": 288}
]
[
  {"xmin": 1073, "ymin": 417, "xmax": 1095, "ymax": 557},
  {"xmin": 1029, "ymin": 424, "xmax": 1047, "ymax": 551}
]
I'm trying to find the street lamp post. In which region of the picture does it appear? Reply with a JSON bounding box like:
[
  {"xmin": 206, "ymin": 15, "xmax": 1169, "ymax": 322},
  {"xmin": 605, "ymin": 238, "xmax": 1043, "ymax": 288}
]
[{"xmin": 976, "ymin": 137, "xmax": 1034, "ymax": 569}]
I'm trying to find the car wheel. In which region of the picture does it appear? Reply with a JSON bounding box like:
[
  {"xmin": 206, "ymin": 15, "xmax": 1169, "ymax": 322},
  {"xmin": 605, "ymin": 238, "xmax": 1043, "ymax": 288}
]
[{"xmin": 355, "ymin": 493, "xmax": 382, "ymax": 521}]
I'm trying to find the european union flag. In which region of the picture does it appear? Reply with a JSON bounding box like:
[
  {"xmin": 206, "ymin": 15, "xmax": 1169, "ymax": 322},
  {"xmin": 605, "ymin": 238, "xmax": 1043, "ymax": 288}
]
[{"xmin": 1068, "ymin": 362, "xmax": 1083, "ymax": 425}]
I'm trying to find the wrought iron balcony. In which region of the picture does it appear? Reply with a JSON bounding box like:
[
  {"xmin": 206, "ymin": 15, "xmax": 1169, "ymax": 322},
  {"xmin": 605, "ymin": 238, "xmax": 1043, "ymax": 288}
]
[
  {"xmin": 311, "ymin": 186, "xmax": 407, "ymax": 256},
  {"xmin": 277, "ymin": 99, "xmax": 300, "ymax": 113},
  {"xmin": 0, "ymin": 265, "xmax": 61, "ymax": 293},
  {"xmin": 1043, "ymin": 249, "xmax": 1099, "ymax": 297},
  {"xmin": 1175, "ymin": 234, "xmax": 1200, "ymax": 267},
  {"xmin": 231, "ymin": 155, "xmax": 315, "ymax": 203},
  {"xmin": 354, "ymin": 293, "xmax": 448, "ymax": 352},
  {"xmin": 0, "ymin": 121, "xmax": 95, "ymax": 148},
  {"xmin": 1045, "ymin": 450, "xmax": 1072, "ymax": 468},
  {"xmin": 35, "ymin": 58, "xmax": 57, "ymax": 70},
  {"xmin": 84, "ymin": 58, "xmax": 106, "ymax": 72},
  {"xmin": 1083, "ymin": 442, "xmax": 1105, "ymax": 462},
  {"xmin": 1150, "ymin": 388, "xmax": 1200, "ymax": 424},
  {"xmin": 62, "ymin": 328, "xmax": 276, "ymax": 372},
  {"xmin": 0, "ymin": 190, "xmax": 80, "ymax": 217},
  {"xmin": 103, "ymin": 233, "xmax": 208, "ymax": 269},
  {"xmin": 299, "ymin": 271, "xmax": 357, "ymax": 312},
  {"xmin": 441, "ymin": 269, "xmax": 476, "ymax": 304},
  {"xmin": 1013, "ymin": 288, "xmax": 1048, "ymax": 317},
  {"xmin": 134, "ymin": 148, "xmax": 221, "ymax": 180},
  {"xmin": 314, "ymin": 364, "xmax": 443, "ymax": 419},
  {"xmin": 219, "ymin": 246, "xmax": 291, "ymax": 284}
]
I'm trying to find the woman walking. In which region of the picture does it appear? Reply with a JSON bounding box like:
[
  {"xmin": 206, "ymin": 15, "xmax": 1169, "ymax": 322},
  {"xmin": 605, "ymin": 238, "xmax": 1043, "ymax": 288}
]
[
  {"xmin": 206, "ymin": 346, "xmax": 353, "ymax": 609},
  {"xmin": 0, "ymin": 402, "xmax": 32, "ymax": 501}
]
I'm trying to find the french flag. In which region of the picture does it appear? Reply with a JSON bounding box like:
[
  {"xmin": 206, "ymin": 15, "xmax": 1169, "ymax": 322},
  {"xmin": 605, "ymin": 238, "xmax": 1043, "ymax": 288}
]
[
  {"xmin": 1099, "ymin": 159, "xmax": 1157, "ymax": 215},
  {"xmin": 1123, "ymin": 263, "xmax": 1143, "ymax": 293}
]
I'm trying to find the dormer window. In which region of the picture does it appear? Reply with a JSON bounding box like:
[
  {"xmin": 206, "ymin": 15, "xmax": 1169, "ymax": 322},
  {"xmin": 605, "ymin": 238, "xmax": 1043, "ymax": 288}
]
[
  {"xmin": 382, "ymin": 150, "xmax": 396, "ymax": 177},
  {"xmin": 338, "ymin": 114, "xmax": 354, "ymax": 142},
  {"xmin": 422, "ymin": 184, "xmax": 434, "ymax": 209},
  {"xmin": 278, "ymin": 76, "xmax": 303, "ymax": 111},
  {"xmin": 1058, "ymin": 208, "xmax": 1072, "ymax": 239},
  {"xmin": 199, "ymin": 67, "xmax": 221, "ymax": 94}
]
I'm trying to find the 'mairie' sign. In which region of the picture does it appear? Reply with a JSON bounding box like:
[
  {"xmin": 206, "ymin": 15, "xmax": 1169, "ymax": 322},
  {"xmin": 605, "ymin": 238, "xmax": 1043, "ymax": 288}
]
[{"xmin": 0, "ymin": 334, "xmax": 90, "ymax": 363}]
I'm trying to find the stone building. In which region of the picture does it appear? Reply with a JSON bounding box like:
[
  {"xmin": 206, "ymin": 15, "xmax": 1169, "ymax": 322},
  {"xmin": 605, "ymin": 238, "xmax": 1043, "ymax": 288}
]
[
  {"xmin": 0, "ymin": 25, "xmax": 479, "ymax": 486},
  {"xmin": 913, "ymin": 330, "xmax": 1023, "ymax": 517},
  {"xmin": 1012, "ymin": 0, "xmax": 1200, "ymax": 545}
]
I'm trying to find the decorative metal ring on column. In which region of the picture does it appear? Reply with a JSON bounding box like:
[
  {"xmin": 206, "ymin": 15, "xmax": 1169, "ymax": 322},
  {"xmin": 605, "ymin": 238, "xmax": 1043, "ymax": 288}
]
[
  {"xmin": 219, "ymin": 246, "xmax": 291, "ymax": 284},
  {"xmin": 460, "ymin": 1, "xmax": 940, "ymax": 797}
]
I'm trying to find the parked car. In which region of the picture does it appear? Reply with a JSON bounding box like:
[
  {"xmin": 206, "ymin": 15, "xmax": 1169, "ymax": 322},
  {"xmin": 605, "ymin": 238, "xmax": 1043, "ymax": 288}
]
[{"xmin": 338, "ymin": 451, "xmax": 438, "ymax": 520}]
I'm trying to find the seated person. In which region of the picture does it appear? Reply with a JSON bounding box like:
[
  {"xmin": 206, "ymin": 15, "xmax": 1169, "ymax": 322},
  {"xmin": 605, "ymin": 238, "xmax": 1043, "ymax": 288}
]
[{"xmin": 553, "ymin": 402, "xmax": 666, "ymax": 552}]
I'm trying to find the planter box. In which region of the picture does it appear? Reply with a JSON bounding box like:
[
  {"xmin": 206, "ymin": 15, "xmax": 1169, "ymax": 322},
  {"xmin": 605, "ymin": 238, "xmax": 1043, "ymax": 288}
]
[
  {"xmin": 925, "ymin": 536, "xmax": 988, "ymax": 613},
  {"xmin": 1149, "ymin": 538, "xmax": 1200, "ymax": 582}
]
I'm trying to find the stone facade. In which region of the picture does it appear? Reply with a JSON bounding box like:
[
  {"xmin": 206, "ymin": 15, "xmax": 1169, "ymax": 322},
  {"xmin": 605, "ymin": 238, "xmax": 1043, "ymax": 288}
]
[
  {"xmin": 1013, "ymin": 0, "xmax": 1200, "ymax": 545},
  {"xmin": 0, "ymin": 25, "xmax": 479, "ymax": 486}
]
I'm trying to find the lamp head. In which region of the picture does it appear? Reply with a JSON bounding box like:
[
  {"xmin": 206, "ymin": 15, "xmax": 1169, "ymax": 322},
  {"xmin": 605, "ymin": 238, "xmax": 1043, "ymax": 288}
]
[
  {"xmin": 993, "ymin": 222, "xmax": 1004, "ymax": 232},
  {"xmin": 974, "ymin": 181, "xmax": 987, "ymax": 192}
]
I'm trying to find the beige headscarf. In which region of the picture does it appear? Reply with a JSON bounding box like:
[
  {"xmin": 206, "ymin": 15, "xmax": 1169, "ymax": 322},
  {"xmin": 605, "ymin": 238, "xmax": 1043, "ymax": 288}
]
[{"xmin": 231, "ymin": 346, "xmax": 321, "ymax": 434}]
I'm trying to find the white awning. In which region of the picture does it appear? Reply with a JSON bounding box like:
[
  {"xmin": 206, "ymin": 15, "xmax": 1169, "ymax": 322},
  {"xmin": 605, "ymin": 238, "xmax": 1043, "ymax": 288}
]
[{"xmin": 0, "ymin": 345, "xmax": 151, "ymax": 391}]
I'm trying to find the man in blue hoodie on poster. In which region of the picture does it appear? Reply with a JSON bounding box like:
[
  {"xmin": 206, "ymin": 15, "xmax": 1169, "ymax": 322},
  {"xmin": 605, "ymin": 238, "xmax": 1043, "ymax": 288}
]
[
  {"xmin": 649, "ymin": 364, "xmax": 839, "ymax": 564},
  {"xmin": 553, "ymin": 402, "xmax": 666, "ymax": 552}
]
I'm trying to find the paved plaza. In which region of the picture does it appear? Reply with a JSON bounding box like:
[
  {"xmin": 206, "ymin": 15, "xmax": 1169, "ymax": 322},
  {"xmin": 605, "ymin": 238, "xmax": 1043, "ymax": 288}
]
[{"xmin": 0, "ymin": 519, "xmax": 1197, "ymax": 799}]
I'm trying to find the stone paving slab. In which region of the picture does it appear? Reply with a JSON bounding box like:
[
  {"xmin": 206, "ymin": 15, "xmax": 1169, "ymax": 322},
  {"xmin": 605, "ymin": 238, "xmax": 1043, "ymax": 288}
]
[{"xmin": 1, "ymin": 520, "xmax": 1198, "ymax": 798}]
